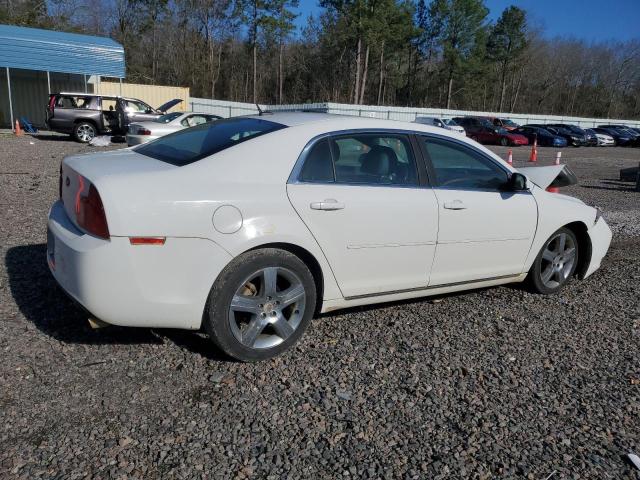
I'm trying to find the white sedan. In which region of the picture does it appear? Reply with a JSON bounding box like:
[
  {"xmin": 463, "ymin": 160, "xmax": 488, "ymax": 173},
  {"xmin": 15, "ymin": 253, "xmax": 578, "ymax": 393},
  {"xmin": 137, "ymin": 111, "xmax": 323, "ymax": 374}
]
[
  {"xmin": 47, "ymin": 113, "xmax": 612, "ymax": 361},
  {"xmin": 586, "ymin": 129, "xmax": 615, "ymax": 147},
  {"xmin": 126, "ymin": 112, "xmax": 221, "ymax": 146}
]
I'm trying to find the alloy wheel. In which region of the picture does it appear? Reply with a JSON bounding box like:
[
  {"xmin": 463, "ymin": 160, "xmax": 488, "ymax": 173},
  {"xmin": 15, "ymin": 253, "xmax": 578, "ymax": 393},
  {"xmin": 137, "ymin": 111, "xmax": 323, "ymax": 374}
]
[
  {"xmin": 77, "ymin": 124, "xmax": 95, "ymax": 142},
  {"xmin": 539, "ymin": 232, "xmax": 577, "ymax": 289},
  {"xmin": 228, "ymin": 266, "xmax": 306, "ymax": 349}
]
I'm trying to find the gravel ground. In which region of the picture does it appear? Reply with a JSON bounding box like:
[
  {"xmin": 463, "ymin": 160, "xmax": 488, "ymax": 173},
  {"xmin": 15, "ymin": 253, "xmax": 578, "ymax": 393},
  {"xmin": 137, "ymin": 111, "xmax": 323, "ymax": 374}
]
[{"xmin": 0, "ymin": 133, "xmax": 639, "ymax": 479}]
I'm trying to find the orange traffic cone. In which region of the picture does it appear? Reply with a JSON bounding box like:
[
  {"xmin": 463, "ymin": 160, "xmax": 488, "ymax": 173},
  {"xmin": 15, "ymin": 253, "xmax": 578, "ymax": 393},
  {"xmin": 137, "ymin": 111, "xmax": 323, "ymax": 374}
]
[
  {"xmin": 507, "ymin": 148, "xmax": 513, "ymax": 165},
  {"xmin": 547, "ymin": 151, "xmax": 562, "ymax": 193},
  {"xmin": 529, "ymin": 136, "xmax": 537, "ymax": 162},
  {"xmin": 14, "ymin": 119, "xmax": 23, "ymax": 136}
]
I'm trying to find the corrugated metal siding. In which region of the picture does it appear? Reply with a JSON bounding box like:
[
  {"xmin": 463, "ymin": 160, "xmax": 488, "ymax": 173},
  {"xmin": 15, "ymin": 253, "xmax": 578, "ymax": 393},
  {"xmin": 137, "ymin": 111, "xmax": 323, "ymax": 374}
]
[
  {"xmin": 96, "ymin": 82, "xmax": 189, "ymax": 112},
  {"xmin": 0, "ymin": 25, "xmax": 125, "ymax": 77},
  {"xmin": 0, "ymin": 69, "xmax": 87, "ymax": 127}
]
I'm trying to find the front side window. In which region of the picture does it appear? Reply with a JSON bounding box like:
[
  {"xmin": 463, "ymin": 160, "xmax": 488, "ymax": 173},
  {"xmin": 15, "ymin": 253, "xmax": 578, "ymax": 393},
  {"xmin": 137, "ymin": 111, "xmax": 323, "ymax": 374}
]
[
  {"xmin": 125, "ymin": 100, "xmax": 151, "ymax": 113},
  {"xmin": 421, "ymin": 137, "xmax": 508, "ymax": 190},
  {"xmin": 135, "ymin": 117, "xmax": 286, "ymax": 166}
]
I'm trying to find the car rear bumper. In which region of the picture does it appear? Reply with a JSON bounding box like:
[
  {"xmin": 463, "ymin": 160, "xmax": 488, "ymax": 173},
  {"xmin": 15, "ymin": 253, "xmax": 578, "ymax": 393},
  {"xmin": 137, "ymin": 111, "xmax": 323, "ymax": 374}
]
[
  {"xmin": 583, "ymin": 217, "xmax": 612, "ymax": 278},
  {"xmin": 47, "ymin": 200, "xmax": 232, "ymax": 330},
  {"xmin": 126, "ymin": 134, "xmax": 158, "ymax": 146}
]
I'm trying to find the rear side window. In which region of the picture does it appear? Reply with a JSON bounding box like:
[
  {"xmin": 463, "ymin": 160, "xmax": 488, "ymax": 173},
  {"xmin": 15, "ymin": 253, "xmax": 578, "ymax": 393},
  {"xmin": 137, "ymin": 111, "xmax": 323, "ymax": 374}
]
[
  {"xmin": 300, "ymin": 139, "xmax": 334, "ymax": 183},
  {"xmin": 297, "ymin": 133, "xmax": 419, "ymax": 186},
  {"xmin": 55, "ymin": 95, "xmax": 94, "ymax": 109},
  {"xmin": 135, "ymin": 117, "xmax": 286, "ymax": 166}
]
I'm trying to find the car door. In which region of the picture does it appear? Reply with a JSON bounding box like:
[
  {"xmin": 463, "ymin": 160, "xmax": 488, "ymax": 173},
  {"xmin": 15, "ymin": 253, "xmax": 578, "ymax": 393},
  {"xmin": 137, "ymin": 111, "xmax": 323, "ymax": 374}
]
[
  {"xmin": 418, "ymin": 135, "xmax": 537, "ymax": 286},
  {"xmin": 123, "ymin": 99, "xmax": 157, "ymax": 124},
  {"xmin": 287, "ymin": 132, "xmax": 439, "ymax": 299}
]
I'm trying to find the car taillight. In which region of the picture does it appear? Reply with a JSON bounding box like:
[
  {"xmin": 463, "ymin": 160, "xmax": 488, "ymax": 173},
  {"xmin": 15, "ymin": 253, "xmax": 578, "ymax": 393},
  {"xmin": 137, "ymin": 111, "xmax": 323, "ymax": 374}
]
[
  {"xmin": 75, "ymin": 175, "xmax": 109, "ymax": 239},
  {"xmin": 138, "ymin": 128, "xmax": 151, "ymax": 135}
]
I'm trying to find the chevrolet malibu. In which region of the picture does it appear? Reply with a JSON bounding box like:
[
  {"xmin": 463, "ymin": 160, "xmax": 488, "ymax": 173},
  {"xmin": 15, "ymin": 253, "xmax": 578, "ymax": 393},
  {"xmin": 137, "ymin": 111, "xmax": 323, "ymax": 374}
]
[{"xmin": 47, "ymin": 113, "xmax": 612, "ymax": 361}]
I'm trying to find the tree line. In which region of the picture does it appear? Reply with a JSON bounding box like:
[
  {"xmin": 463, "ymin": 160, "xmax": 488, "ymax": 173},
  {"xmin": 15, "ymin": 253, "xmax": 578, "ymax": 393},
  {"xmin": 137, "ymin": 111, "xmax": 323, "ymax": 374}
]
[{"xmin": 3, "ymin": 0, "xmax": 640, "ymax": 119}]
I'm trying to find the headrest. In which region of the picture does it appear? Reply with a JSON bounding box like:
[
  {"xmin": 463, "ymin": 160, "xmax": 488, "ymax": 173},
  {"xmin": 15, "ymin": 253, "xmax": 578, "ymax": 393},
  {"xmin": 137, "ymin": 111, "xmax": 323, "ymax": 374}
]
[{"xmin": 360, "ymin": 145, "xmax": 398, "ymax": 176}]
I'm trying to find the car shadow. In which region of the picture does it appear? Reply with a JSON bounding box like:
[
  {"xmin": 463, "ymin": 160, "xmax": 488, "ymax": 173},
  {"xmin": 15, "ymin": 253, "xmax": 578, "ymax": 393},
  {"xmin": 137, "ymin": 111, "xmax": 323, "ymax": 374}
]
[
  {"xmin": 582, "ymin": 184, "xmax": 637, "ymax": 193},
  {"xmin": 30, "ymin": 133, "xmax": 74, "ymax": 142},
  {"xmin": 5, "ymin": 244, "xmax": 232, "ymax": 361}
]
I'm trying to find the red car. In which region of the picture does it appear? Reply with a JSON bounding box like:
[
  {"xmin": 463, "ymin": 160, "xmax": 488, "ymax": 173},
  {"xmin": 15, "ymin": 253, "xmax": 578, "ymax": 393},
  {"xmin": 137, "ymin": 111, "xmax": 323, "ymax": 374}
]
[{"xmin": 453, "ymin": 117, "xmax": 529, "ymax": 146}]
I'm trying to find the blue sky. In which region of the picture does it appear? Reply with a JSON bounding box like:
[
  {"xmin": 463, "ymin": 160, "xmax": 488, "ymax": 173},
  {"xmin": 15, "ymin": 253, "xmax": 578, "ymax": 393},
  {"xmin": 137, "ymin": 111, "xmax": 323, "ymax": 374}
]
[{"xmin": 293, "ymin": 0, "xmax": 640, "ymax": 43}]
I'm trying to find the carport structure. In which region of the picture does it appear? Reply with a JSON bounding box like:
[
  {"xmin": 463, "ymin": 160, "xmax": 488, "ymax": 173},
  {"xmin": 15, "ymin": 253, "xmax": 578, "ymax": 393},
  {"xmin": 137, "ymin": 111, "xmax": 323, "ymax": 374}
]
[{"xmin": 0, "ymin": 24, "xmax": 125, "ymax": 129}]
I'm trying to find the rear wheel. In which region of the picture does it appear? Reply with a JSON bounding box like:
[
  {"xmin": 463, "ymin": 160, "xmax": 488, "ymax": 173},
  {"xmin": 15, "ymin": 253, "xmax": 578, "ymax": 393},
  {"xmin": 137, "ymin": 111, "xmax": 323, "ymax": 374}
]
[
  {"xmin": 528, "ymin": 227, "xmax": 578, "ymax": 294},
  {"xmin": 73, "ymin": 122, "xmax": 96, "ymax": 143},
  {"xmin": 204, "ymin": 248, "xmax": 316, "ymax": 362}
]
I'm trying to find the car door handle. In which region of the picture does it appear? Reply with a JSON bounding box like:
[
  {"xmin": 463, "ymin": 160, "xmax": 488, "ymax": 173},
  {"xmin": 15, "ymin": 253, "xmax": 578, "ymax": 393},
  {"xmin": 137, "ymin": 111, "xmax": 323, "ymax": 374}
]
[
  {"xmin": 443, "ymin": 200, "xmax": 467, "ymax": 210},
  {"xmin": 310, "ymin": 199, "xmax": 345, "ymax": 211}
]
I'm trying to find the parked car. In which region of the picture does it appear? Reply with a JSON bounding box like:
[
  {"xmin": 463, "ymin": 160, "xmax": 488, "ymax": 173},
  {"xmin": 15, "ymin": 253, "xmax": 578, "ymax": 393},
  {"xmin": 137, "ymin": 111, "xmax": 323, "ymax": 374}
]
[
  {"xmin": 47, "ymin": 113, "xmax": 611, "ymax": 361},
  {"xmin": 46, "ymin": 92, "xmax": 183, "ymax": 143},
  {"xmin": 453, "ymin": 117, "xmax": 528, "ymax": 146},
  {"xmin": 546, "ymin": 123, "xmax": 590, "ymax": 146},
  {"xmin": 584, "ymin": 129, "xmax": 599, "ymax": 146},
  {"xmin": 443, "ymin": 119, "xmax": 466, "ymax": 135},
  {"xmin": 490, "ymin": 117, "xmax": 520, "ymax": 131},
  {"xmin": 515, "ymin": 126, "xmax": 567, "ymax": 147},
  {"xmin": 126, "ymin": 112, "xmax": 222, "ymax": 146},
  {"xmin": 598, "ymin": 125, "xmax": 640, "ymax": 146},
  {"xmin": 414, "ymin": 116, "xmax": 466, "ymax": 135},
  {"xmin": 592, "ymin": 127, "xmax": 634, "ymax": 146},
  {"xmin": 584, "ymin": 128, "xmax": 615, "ymax": 146},
  {"xmin": 523, "ymin": 124, "xmax": 585, "ymax": 147}
]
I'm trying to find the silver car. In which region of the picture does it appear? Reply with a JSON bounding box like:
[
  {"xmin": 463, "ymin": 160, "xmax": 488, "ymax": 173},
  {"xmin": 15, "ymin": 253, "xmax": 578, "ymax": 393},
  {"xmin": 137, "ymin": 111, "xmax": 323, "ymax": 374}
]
[
  {"xmin": 414, "ymin": 116, "xmax": 466, "ymax": 135},
  {"xmin": 126, "ymin": 112, "xmax": 222, "ymax": 146}
]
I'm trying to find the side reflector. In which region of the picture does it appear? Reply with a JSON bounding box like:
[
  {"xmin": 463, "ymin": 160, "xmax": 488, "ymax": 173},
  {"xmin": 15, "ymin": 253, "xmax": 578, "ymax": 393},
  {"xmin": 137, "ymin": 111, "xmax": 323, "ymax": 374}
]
[{"xmin": 129, "ymin": 237, "xmax": 166, "ymax": 245}]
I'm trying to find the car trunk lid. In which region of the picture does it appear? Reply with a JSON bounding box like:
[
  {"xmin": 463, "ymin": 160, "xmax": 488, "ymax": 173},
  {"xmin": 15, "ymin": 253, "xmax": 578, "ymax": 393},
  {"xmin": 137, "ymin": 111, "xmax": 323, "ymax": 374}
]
[
  {"xmin": 60, "ymin": 149, "xmax": 176, "ymax": 232},
  {"xmin": 156, "ymin": 98, "xmax": 182, "ymax": 113}
]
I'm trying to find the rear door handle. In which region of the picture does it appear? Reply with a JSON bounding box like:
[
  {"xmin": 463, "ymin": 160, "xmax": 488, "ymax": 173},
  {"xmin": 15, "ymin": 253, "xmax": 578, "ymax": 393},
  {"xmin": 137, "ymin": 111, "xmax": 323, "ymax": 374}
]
[
  {"xmin": 443, "ymin": 200, "xmax": 467, "ymax": 210},
  {"xmin": 310, "ymin": 199, "xmax": 345, "ymax": 211}
]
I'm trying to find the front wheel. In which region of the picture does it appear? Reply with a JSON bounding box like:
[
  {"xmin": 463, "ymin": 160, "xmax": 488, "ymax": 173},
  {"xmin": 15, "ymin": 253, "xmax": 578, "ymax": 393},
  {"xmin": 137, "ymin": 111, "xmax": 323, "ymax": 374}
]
[
  {"xmin": 528, "ymin": 227, "xmax": 579, "ymax": 294},
  {"xmin": 204, "ymin": 248, "xmax": 316, "ymax": 362},
  {"xmin": 500, "ymin": 137, "xmax": 509, "ymax": 146}
]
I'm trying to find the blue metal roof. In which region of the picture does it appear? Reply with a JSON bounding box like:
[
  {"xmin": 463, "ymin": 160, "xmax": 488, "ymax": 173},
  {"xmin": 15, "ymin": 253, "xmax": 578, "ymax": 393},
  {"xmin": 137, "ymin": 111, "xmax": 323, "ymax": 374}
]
[{"xmin": 0, "ymin": 24, "xmax": 125, "ymax": 78}]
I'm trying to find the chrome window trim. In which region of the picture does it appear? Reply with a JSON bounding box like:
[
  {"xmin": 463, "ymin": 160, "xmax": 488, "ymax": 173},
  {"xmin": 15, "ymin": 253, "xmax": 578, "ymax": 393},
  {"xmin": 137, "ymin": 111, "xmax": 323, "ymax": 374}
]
[{"xmin": 287, "ymin": 128, "xmax": 430, "ymax": 189}]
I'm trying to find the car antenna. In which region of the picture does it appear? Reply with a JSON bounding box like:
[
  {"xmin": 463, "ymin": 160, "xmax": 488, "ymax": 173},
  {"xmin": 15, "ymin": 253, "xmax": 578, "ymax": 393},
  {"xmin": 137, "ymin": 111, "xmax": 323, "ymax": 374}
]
[{"xmin": 255, "ymin": 104, "xmax": 272, "ymax": 116}]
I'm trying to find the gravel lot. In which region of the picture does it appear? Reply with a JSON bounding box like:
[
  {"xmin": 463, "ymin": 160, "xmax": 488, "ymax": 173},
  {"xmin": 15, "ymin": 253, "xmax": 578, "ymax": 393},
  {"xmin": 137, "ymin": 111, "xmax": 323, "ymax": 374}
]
[{"xmin": 1, "ymin": 133, "xmax": 639, "ymax": 479}]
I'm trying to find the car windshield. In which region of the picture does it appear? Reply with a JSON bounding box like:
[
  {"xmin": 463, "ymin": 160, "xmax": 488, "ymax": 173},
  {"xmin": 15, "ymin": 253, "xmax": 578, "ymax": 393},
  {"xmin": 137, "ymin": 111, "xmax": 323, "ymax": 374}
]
[
  {"xmin": 501, "ymin": 119, "xmax": 517, "ymax": 127},
  {"xmin": 443, "ymin": 119, "xmax": 459, "ymax": 127},
  {"xmin": 135, "ymin": 117, "xmax": 287, "ymax": 166},
  {"xmin": 154, "ymin": 112, "xmax": 183, "ymax": 123}
]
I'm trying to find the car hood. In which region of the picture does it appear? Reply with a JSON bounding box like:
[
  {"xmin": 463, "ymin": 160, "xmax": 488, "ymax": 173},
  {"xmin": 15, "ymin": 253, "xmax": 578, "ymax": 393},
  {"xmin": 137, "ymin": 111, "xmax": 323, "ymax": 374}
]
[
  {"xmin": 156, "ymin": 98, "xmax": 183, "ymax": 112},
  {"xmin": 518, "ymin": 164, "xmax": 578, "ymax": 189}
]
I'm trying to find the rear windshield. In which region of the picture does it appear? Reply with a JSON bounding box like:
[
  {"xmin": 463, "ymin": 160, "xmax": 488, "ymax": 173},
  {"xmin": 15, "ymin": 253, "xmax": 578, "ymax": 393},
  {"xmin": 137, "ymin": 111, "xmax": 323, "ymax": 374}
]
[
  {"xmin": 135, "ymin": 117, "xmax": 286, "ymax": 166},
  {"xmin": 154, "ymin": 112, "xmax": 183, "ymax": 123}
]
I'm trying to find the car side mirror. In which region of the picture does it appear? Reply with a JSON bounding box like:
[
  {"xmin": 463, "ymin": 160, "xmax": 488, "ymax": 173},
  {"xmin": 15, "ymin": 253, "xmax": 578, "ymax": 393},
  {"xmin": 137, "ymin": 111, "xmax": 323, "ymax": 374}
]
[{"xmin": 507, "ymin": 172, "xmax": 528, "ymax": 191}]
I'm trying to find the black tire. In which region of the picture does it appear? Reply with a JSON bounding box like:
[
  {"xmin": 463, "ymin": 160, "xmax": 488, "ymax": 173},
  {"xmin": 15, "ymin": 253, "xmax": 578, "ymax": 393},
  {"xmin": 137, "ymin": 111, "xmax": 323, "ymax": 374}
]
[
  {"xmin": 204, "ymin": 248, "xmax": 316, "ymax": 362},
  {"xmin": 73, "ymin": 121, "xmax": 96, "ymax": 143},
  {"xmin": 528, "ymin": 227, "xmax": 579, "ymax": 294},
  {"xmin": 500, "ymin": 137, "xmax": 509, "ymax": 146}
]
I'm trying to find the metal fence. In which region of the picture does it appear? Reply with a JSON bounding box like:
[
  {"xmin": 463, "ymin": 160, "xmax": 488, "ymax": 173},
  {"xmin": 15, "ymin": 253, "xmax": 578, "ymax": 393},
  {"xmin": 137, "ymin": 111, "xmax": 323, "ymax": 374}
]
[{"xmin": 189, "ymin": 97, "xmax": 640, "ymax": 128}]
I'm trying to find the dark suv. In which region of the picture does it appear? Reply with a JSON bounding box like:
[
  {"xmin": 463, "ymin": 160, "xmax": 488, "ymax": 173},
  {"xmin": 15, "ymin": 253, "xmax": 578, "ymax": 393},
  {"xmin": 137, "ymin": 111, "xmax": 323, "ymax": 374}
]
[{"xmin": 46, "ymin": 93, "xmax": 182, "ymax": 143}]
